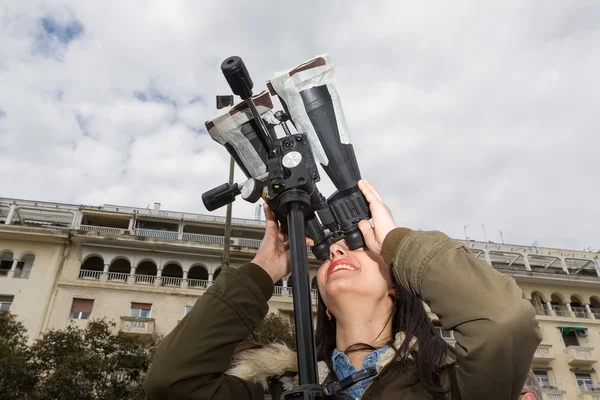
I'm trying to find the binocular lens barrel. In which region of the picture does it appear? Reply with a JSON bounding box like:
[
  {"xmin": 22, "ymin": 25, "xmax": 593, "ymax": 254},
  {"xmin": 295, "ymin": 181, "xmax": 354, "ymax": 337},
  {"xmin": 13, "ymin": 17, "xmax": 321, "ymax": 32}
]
[{"xmin": 300, "ymin": 85, "xmax": 362, "ymax": 190}]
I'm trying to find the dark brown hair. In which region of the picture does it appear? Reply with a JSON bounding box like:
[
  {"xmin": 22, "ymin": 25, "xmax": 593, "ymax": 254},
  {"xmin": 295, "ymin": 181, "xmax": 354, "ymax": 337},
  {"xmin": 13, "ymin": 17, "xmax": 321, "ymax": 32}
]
[{"xmin": 315, "ymin": 282, "xmax": 454, "ymax": 397}]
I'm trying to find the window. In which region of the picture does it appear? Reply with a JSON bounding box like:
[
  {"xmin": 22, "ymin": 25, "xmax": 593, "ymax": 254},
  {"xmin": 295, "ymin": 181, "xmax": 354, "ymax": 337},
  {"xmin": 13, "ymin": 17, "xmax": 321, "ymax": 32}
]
[
  {"xmin": 533, "ymin": 370, "xmax": 552, "ymax": 388},
  {"xmin": 70, "ymin": 298, "xmax": 94, "ymax": 319},
  {"xmin": 576, "ymin": 373, "xmax": 594, "ymax": 393},
  {"xmin": 129, "ymin": 303, "xmax": 152, "ymax": 328},
  {"xmin": 129, "ymin": 303, "xmax": 152, "ymax": 318},
  {"xmin": 562, "ymin": 329, "xmax": 580, "ymax": 347},
  {"xmin": 0, "ymin": 295, "xmax": 14, "ymax": 311},
  {"xmin": 184, "ymin": 306, "xmax": 193, "ymax": 316}
]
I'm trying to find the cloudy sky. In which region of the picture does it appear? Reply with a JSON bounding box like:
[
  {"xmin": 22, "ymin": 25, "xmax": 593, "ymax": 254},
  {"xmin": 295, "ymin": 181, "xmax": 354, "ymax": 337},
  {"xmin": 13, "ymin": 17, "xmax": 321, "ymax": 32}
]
[{"xmin": 1, "ymin": 1, "xmax": 599, "ymax": 251}]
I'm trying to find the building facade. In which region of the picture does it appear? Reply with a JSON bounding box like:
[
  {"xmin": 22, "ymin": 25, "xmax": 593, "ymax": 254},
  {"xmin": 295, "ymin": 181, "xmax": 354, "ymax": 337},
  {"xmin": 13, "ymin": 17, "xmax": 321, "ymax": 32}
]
[{"xmin": 1, "ymin": 197, "xmax": 599, "ymax": 400}]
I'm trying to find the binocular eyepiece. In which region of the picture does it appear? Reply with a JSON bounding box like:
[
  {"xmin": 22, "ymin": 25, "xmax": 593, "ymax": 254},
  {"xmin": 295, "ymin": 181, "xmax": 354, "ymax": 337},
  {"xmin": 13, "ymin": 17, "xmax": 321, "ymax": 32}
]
[{"xmin": 202, "ymin": 55, "xmax": 371, "ymax": 260}]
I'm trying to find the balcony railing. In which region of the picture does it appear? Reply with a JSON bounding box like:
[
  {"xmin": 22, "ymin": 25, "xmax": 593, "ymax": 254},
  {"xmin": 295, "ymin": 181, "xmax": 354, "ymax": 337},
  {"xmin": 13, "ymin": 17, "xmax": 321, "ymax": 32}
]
[
  {"xmin": 134, "ymin": 274, "xmax": 156, "ymax": 285},
  {"xmin": 311, "ymin": 289, "xmax": 318, "ymax": 299},
  {"xmin": 182, "ymin": 232, "xmax": 223, "ymax": 244},
  {"xmin": 579, "ymin": 383, "xmax": 600, "ymax": 394},
  {"xmin": 274, "ymin": 286, "xmax": 284, "ymax": 296},
  {"xmin": 542, "ymin": 382, "xmax": 564, "ymax": 390},
  {"xmin": 120, "ymin": 316, "xmax": 155, "ymax": 335},
  {"xmin": 80, "ymin": 225, "xmax": 129, "ymax": 235},
  {"xmin": 107, "ymin": 272, "xmax": 129, "ymax": 282},
  {"xmin": 564, "ymin": 346, "xmax": 597, "ymax": 366},
  {"xmin": 591, "ymin": 308, "xmax": 600, "ymax": 319},
  {"xmin": 547, "ymin": 394, "xmax": 564, "ymax": 400},
  {"xmin": 188, "ymin": 279, "xmax": 209, "ymax": 289},
  {"xmin": 573, "ymin": 307, "xmax": 589, "ymax": 318},
  {"xmin": 78, "ymin": 269, "xmax": 102, "ymax": 280},
  {"xmin": 552, "ymin": 305, "xmax": 570, "ymax": 317},
  {"xmin": 161, "ymin": 276, "xmax": 182, "ymax": 287},
  {"xmin": 0, "ymin": 269, "xmax": 9, "ymax": 277},
  {"xmin": 534, "ymin": 344, "xmax": 556, "ymax": 363},
  {"xmin": 80, "ymin": 225, "xmax": 265, "ymax": 250},
  {"xmin": 133, "ymin": 228, "xmax": 179, "ymax": 240}
]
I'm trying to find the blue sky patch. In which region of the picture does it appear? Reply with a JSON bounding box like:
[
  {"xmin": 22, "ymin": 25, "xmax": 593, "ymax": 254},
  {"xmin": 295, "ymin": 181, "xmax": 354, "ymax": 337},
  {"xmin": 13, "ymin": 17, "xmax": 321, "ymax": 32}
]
[
  {"xmin": 134, "ymin": 89, "xmax": 177, "ymax": 107},
  {"xmin": 40, "ymin": 17, "xmax": 83, "ymax": 44}
]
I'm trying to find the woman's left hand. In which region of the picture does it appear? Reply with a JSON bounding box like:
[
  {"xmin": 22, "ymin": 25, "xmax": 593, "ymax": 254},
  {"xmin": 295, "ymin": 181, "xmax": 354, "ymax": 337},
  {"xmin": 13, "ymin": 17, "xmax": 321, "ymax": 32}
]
[
  {"xmin": 357, "ymin": 179, "xmax": 398, "ymax": 255},
  {"xmin": 251, "ymin": 203, "xmax": 314, "ymax": 283}
]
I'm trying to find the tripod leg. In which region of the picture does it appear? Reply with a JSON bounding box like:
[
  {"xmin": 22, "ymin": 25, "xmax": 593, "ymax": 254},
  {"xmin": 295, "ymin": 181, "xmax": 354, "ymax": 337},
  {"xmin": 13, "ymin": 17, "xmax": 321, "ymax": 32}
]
[{"xmin": 287, "ymin": 203, "xmax": 318, "ymax": 385}]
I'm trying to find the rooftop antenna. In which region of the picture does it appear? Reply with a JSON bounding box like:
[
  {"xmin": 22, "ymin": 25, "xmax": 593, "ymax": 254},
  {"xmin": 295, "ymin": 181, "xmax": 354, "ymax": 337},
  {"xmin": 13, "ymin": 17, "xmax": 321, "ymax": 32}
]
[
  {"xmin": 482, "ymin": 224, "xmax": 488, "ymax": 242},
  {"xmin": 464, "ymin": 225, "xmax": 470, "ymax": 240},
  {"xmin": 499, "ymin": 230, "xmax": 505, "ymax": 244}
]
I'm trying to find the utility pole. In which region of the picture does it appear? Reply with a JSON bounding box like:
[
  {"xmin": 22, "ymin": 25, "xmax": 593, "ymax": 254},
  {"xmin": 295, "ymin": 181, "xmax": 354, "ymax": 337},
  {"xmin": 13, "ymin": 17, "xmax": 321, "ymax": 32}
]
[
  {"xmin": 222, "ymin": 156, "xmax": 235, "ymax": 267},
  {"xmin": 216, "ymin": 95, "xmax": 235, "ymax": 268}
]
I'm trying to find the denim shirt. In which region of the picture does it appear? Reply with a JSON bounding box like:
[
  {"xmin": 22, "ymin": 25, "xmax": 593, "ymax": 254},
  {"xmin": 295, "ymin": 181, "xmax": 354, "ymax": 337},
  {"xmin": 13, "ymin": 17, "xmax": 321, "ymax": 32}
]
[{"xmin": 331, "ymin": 345, "xmax": 390, "ymax": 399}]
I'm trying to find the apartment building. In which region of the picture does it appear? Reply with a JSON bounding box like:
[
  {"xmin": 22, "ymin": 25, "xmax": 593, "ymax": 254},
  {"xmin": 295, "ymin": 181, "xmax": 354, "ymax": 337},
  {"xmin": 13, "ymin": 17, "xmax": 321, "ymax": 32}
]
[{"xmin": 1, "ymin": 197, "xmax": 599, "ymax": 400}]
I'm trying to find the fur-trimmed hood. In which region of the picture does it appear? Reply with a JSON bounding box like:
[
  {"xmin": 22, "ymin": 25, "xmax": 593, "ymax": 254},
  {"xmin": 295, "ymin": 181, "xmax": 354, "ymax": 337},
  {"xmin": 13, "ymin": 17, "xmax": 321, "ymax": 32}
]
[{"xmin": 226, "ymin": 332, "xmax": 455, "ymax": 392}]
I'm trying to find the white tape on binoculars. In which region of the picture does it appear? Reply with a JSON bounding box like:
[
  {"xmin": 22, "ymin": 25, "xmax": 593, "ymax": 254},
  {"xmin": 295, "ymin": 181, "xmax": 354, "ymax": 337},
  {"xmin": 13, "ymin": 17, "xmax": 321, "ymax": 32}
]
[
  {"xmin": 269, "ymin": 53, "xmax": 351, "ymax": 167},
  {"xmin": 205, "ymin": 90, "xmax": 278, "ymax": 178}
]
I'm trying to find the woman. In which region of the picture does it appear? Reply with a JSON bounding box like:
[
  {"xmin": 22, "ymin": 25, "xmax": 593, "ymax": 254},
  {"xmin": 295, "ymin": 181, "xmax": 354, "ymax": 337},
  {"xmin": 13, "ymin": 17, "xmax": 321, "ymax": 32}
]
[{"xmin": 143, "ymin": 180, "xmax": 542, "ymax": 399}]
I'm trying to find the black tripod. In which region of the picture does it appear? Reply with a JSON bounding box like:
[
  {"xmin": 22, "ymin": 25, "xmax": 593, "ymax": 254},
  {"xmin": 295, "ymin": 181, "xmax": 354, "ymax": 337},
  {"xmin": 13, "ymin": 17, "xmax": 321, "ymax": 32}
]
[{"xmin": 202, "ymin": 56, "xmax": 375, "ymax": 399}]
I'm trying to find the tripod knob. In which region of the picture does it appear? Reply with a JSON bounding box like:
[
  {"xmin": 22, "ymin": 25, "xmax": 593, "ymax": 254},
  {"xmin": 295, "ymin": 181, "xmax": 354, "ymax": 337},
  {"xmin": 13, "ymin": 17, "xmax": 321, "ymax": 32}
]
[
  {"xmin": 202, "ymin": 183, "xmax": 241, "ymax": 211},
  {"xmin": 240, "ymin": 178, "xmax": 264, "ymax": 203},
  {"xmin": 221, "ymin": 56, "xmax": 253, "ymax": 100}
]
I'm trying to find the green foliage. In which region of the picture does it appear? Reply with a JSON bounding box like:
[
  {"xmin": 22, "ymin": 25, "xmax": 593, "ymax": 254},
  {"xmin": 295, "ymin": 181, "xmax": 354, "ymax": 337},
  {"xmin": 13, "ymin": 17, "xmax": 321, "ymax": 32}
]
[
  {"xmin": 0, "ymin": 311, "xmax": 39, "ymax": 400},
  {"xmin": 247, "ymin": 313, "xmax": 296, "ymax": 350},
  {"xmin": 0, "ymin": 311, "xmax": 159, "ymax": 400}
]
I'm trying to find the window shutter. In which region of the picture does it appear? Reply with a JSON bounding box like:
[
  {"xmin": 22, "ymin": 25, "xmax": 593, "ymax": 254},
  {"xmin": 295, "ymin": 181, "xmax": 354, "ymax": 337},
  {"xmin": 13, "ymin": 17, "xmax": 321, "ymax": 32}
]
[
  {"xmin": 131, "ymin": 302, "xmax": 152, "ymax": 310},
  {"xmin": 71, "ymin": 298, "xmax": 94, "ymax": 313}
]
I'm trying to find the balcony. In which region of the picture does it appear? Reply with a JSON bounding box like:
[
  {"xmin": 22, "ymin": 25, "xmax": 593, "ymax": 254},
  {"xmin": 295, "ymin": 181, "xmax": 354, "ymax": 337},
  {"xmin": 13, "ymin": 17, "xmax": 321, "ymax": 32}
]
[
  {"xmin": 79, "ymin": 225, "xmax": 264, "ymax": 250},
  {"xmin": 0, "ymin": 269, "xmax": 10, "ymax": 277},
  {"xmin": 187, "ymin": 279, "xmax": 210, "ymax": 289},
  {"xmin": 533, "ymin": 344, "xmax": 556, "ymax": 364},
  {"xmin": 542, "ymin": 383, "xmax": 566, "ymax": 400},
  {"xmin": 78, "ymin": 269, "xmax": 102, "ymax": 280},
  {"xmin": 80, "ymin": 225, "xmax": 129, "ymax": 235},
  {"xmin": 120, "ymin": 316, "xmax": 155, "ymax": 335},
  {"xmin": 578, "ymin": 383, "xmax": 600, "ymax": 400},
  {"xmin": 564, "ymin": 346, "xmax": 597, "ymax": 366}
]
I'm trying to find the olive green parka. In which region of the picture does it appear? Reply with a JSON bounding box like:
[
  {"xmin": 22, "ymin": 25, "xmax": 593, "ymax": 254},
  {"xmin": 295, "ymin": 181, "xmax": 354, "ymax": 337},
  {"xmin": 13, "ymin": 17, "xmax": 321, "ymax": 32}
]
[{"xmin": 143, "ymin": 228, "xmax": 542, "ymax": 399}]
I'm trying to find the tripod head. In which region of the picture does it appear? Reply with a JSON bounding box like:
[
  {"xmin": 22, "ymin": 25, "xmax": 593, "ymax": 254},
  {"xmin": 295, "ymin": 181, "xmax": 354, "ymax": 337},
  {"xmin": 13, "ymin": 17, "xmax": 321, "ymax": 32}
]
[{"xmin": 202, "ymin": 55, "xmax": 370, "ymax": 261}]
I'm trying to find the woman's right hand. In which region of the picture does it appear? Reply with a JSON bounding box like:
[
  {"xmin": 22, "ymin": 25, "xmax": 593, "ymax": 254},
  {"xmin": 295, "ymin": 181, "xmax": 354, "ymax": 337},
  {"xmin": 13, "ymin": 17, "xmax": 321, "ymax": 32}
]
[
  {"xmin": 357, "ymin": 179, "xmax": 398, "ymax": 255},
  {"xmin": 251, "ymin": 203, "xmax": 314, "ymax": 283}
]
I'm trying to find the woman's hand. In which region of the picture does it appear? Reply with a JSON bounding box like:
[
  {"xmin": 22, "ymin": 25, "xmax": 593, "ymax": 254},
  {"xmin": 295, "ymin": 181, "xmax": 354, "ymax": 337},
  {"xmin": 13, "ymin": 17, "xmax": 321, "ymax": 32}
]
[
  {"xmin": 251, "ymin": 203, "xmax": 314, "ymax": 283},
  {"xmin": 357, "ymin": 179, "xmax": 398, "ymax": 255}
]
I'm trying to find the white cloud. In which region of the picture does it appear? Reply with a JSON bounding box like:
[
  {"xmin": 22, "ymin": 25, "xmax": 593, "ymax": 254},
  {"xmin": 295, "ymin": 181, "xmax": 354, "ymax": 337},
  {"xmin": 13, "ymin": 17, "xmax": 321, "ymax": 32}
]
[{"xmin": 0, "ymin": 1, "xmax": 599, "ymax": 251}]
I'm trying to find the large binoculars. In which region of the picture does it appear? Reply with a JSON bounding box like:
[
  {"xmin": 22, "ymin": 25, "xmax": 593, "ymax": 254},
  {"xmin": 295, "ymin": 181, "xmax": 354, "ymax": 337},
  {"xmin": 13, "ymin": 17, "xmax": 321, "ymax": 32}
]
[{"xmin": 202, "ymin": 55, "xmax": 371, "ymax": 260}]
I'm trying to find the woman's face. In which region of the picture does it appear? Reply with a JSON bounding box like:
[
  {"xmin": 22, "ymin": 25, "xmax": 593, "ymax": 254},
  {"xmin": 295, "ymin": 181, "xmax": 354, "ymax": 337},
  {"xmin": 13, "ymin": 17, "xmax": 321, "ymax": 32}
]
[{"xmin": 317, "ymin": 240, "xmax": 393, "ymax": 311}]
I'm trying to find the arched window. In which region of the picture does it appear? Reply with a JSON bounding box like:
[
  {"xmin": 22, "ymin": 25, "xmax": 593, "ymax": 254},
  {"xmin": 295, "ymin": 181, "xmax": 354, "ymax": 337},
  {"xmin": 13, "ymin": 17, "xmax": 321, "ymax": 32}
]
[
  {"xmin": 213, "ymin": 268, "xmax": 222, "ymax": 281},
  {"xmin": 17, "ymin": 254, "xmax": 35, "ymax": 279},
  {"xmin": 162, "ymin": 263, "xmax": 183, "ymax": 287},
  {"xmin": 0, "ymin": 251, "xmax": 14, "ymax": 276},
  {"xmin": 188, "ymin": 265, "xmax": 209, "ymax": 289},
  {"xmin": 79, "ymin": 255, "xmax": 103, "ymax": 280},
  {"xmin": 108, "ymin": 258, "xmax": 131, "ymax": 281},
  {"xmin": 550, "ymin": 294, "xmax": 568, "ymax": 317},
  {"xmin": 530, "ymin": 291, "xmax": 547, "ymax": 315},
  {"xmin": 570, "ymin": 295, "xmax": 587, "ymax": 318},
  {"xmin": 135, "ymin": 260, "xmax": 157, "ymax": 284},
  {"xmin": 590, "ymin": 297, "xmax": 600, "ymax": 319}
]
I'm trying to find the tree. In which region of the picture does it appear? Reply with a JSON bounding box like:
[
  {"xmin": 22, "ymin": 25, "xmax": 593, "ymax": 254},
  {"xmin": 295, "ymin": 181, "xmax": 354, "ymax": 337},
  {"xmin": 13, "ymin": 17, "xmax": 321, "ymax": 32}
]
[
  {"xmin": 247, "ymin": 313, "xmax": 296, "ymax": 350},
  {"xmin": 0, "ymin": 311, "xmax": 39, "ymax": 400},
  {"xmin": 30, "ymin": 318, "xmax": 159, "ymax": 400}
]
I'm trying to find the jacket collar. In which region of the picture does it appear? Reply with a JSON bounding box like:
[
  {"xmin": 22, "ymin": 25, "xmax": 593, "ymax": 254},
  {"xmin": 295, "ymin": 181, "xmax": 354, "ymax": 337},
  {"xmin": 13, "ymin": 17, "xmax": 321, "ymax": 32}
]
[{"xmin": 226, "ymin": 332, "xmax": 445, "ymax": 391}]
